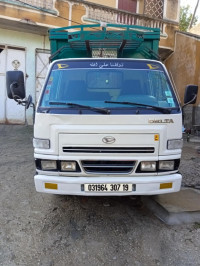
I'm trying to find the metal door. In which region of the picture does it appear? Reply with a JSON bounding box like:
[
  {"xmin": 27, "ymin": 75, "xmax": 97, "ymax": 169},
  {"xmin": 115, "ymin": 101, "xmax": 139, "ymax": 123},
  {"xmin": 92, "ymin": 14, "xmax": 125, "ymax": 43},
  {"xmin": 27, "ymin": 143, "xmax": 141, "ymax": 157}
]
[
  {"xmin": 118, "ymin": 0, "xmax": 137, "ymax": 13},
  {"xmin": 6, "ymin": 47, "xmax": 26, "ymax": 124},
  {"xmin": 35, "ymin": 49, "xmax": 50, "ymax": 102}
]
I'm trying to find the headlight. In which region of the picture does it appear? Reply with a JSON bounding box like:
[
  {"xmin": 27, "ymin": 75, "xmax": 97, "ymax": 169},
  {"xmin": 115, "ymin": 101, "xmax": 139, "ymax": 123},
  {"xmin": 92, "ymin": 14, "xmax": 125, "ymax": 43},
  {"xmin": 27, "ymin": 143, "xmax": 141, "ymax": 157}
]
[
  {"xmin": 159, "ymin": 160, "xmax": 174, "ymax": 171},
  {"xmin": 167, "ymin": 139, "xmax": 183, "ymax": 150},
  {"xmin": 140, "ymin": 161, "xmax": 156, "ymax": 171},
  {"xmin": 61, "ymin": 161, "xmax": 77, "ymax": 171},
  {"xmin": 41, "ymin": 160, "xmax": 57, "ymax": 170},
  {"xmin": 33, "ymin": 138, "xmax": 50, "ymax": 149}
]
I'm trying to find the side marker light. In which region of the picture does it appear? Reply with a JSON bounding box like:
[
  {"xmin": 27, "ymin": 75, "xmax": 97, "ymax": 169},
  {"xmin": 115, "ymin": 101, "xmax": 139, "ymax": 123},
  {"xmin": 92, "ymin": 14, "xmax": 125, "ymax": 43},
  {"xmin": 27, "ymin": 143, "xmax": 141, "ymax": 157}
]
[
  {"xmin": 45, "ymin": 183, "xmax": 58, "ymax": 190},
  {"xmin": 160, "ymin": 183, "xmax": 173, "ymax": 189}
]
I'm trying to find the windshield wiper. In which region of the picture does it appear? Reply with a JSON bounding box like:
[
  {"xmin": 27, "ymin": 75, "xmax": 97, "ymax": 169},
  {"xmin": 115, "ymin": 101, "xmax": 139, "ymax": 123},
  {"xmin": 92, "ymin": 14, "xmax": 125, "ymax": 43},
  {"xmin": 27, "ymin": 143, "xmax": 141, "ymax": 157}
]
[
  {"xmin": 105, "ymin": 101, "xmax": 171, "ymax": 114},
  {"xmin": 67, "ymin": 103, "xmax": 110, "ymax": 114},
  {"xmin": 49, "ymin": 101, "xmax": 110, "ymax": 114}
]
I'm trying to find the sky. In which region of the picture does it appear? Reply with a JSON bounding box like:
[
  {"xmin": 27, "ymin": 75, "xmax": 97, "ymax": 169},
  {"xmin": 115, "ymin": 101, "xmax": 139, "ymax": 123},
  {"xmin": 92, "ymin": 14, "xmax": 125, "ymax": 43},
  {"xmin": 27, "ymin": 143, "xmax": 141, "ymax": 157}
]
[{"xmin": 180, "ymin": 0, "xmax": 200, "ymax": 22}]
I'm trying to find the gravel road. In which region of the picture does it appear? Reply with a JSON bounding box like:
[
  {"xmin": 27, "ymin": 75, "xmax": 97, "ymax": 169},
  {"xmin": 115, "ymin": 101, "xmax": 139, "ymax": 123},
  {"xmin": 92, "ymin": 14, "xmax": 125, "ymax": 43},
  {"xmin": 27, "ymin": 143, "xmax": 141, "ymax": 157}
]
[{"xmin": 0, "ymin": 125, "xmax": 200, "ymax": 266}]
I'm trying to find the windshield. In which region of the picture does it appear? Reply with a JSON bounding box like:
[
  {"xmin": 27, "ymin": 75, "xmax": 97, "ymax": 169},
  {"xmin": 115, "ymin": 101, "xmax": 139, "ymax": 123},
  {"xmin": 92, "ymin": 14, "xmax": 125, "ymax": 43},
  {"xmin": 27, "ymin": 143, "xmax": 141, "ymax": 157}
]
[{"xmin": 39, "ymin": 60, "xmax": 180, "ymax": 114}]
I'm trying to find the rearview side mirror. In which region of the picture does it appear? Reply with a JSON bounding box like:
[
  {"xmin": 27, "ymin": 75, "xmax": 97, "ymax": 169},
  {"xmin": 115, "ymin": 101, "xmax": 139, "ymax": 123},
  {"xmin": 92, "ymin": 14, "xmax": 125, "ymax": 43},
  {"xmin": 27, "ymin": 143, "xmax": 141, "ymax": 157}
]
[
  {"xmin": 6, "ymin": 70, "xmax": 35, "ymax": 123},
  {"xmin": 6, "ymin": 70, "xmax": 25, "ymax": 100},
  {"xmin": 184, "ymin": 85, "xmax": 198, "ymax": 106}
]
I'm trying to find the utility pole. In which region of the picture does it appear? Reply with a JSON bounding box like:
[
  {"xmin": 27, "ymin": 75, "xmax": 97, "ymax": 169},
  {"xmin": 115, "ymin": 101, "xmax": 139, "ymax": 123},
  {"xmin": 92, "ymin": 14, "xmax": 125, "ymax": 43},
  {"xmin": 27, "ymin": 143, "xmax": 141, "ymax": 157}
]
[{"xmin": 189, "ymin": 0, "xmax": 200, "ymax": 29}]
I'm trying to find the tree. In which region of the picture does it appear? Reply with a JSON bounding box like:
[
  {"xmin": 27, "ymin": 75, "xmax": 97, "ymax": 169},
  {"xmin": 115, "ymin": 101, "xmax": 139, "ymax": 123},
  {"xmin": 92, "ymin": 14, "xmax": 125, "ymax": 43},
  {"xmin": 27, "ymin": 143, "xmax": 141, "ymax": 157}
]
[{"xmin": 179, "ymin": 5, "xmax": 198, "ymax": 32}]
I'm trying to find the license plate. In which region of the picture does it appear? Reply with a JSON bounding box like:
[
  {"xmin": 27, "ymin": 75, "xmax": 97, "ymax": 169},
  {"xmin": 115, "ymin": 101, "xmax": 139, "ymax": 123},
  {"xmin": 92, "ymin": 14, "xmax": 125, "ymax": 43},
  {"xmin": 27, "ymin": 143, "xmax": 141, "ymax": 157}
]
[{"xmin": 84, "ymin": 183, "xmax": 132, "ymax": 192}]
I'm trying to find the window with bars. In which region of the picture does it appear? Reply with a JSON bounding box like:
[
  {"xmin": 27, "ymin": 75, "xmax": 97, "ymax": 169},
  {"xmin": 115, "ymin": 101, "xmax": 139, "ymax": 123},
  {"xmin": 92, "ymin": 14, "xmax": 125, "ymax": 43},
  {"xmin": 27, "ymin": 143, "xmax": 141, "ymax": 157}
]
[
  {"xmin": 144, "ymin": 0, "xmax": 164, "ymax": 19},
  {"xmin": 92, "ymin": 49, "xmax": 117, "ymax": 58}
]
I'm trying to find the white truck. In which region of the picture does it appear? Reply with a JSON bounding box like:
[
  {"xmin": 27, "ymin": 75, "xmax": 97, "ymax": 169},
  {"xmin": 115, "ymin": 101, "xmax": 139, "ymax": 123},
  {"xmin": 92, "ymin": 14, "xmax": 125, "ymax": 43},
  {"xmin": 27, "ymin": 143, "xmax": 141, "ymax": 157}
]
[{"xmin": 6, "ymin": 24, "xmax": 198, "ymax": 196}]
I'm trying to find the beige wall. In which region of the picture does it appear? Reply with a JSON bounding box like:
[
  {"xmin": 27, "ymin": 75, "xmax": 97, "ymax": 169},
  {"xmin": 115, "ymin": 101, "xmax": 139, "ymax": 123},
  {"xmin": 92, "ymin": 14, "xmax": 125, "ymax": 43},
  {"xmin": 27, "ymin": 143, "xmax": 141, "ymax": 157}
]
[
  {"xmin": 138, "ymin": 0, "xmax": 144, "ymax": 14},
  {"xmin": 86, "ymin": 0, "xmax": 116, "ymax": 8},
  {"xmin": 0, "ymin": 0, "xmax": 180, "ymax": 27},
  {"xmin": 160, "ymin": 24, "xmax": 178, "ymax": 50},
  {"xmin": 0, "ymin": 1, "xmax": 70, "ymax": 28},
  {"xmin": 72, "ymin": 3, "xmax": 86, "ymax": 26},
  {"xmin": 190, "ymin": 23, "xmax": 200, "ymax": 35},
  {"xmin": 165, "ymin": 32, "xmax": 200, "ymax": 105},
  {"xmin": 165, "ymin": 0, "xmax": 179, "ymax": 21}
]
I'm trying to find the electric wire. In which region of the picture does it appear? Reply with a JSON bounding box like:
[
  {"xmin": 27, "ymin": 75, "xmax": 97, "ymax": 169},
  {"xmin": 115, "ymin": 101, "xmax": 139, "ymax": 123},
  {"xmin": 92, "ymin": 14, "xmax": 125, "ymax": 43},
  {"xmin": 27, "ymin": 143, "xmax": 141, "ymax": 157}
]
[{"xmin": 14, "ymin": 0, "xmax": 103, "ymax": 31}]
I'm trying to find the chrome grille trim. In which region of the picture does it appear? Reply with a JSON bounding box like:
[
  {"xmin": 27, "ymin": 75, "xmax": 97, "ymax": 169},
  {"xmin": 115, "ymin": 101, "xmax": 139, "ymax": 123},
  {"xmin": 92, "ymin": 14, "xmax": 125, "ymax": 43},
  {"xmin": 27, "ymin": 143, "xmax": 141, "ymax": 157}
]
[
  {"xmin": 63, "ymin": 147, "xmax": 155, "ymax": 153},
  {"xmin": 81, "ymin": 160, "xmax": 136, "ymax": 174}
]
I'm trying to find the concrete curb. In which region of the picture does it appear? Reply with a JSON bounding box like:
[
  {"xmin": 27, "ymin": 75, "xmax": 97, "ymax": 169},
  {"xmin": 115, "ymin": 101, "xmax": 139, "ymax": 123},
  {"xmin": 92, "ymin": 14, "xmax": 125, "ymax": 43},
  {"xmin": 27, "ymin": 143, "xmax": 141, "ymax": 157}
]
[{"xmin": 141, "ymin": 190, "xmax": 200, "ymax": 225}]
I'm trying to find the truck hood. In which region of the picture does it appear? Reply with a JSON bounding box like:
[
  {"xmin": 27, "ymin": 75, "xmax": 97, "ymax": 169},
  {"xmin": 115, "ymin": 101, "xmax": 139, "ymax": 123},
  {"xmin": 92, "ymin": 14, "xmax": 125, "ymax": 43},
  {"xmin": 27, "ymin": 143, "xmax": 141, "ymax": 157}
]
[{"xmin": 34, "ymin": 113, "xmax": 182, "ymax": 157}]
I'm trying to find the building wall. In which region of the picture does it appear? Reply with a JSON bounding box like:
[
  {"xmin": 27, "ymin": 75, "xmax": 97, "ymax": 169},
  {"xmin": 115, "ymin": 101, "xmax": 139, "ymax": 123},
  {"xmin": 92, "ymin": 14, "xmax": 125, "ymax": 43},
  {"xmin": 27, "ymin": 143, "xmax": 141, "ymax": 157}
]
[
  {"xmin": 0, "ymin": 28, "xmax": 50, "ymax": 125},
  {"xmin": 164, "ymin": 0, "xmax": 179, "ymax": 21},
  {"xmin": 0, "ymin": 0, "xmax": 180, "ymax": 28},
  {"xmin": 71, "ymin": 3, "xmax": 86, "ymax": 25},
  {"xmin": 160, "ymin": 24, "xmax": 177, "ymax": 51},
  {"xmin": 190, "ymin": 23, "xmax": 200, "ymax": 36},
  {"xmin": 86, "ymin": 0, "xmax": 116, "ymax": 8},
  {"xmin": 0, "ymin": 1, "xmax": 70, "ymax": 28},
  {"xmin": 165, "ymin": 32, "xmax": 200, "ymax": 105},
  {"xmin": 86, "ymin": 0, "xmax": 180, "ymax": 20},
  {"xmin": 165, "ymin": 32, "xmax": 200, "ymax": 128}
]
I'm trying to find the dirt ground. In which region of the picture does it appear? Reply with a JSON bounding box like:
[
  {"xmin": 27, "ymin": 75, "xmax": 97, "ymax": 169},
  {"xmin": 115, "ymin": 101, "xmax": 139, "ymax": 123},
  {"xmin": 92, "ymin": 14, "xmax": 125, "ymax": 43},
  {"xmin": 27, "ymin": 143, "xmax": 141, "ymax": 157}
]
[
  {"xmin": 180, "ymin": 136, "xmax": 200, "ymax": 188},
  {"xmin": 0, "ymin": 125, "xmax": 200, "ymax": 266}
]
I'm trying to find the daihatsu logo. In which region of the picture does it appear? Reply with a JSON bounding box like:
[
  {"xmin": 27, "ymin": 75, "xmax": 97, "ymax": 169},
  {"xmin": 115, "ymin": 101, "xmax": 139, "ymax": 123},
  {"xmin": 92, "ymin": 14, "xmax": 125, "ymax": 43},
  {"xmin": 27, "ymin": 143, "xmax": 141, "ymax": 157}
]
[{"xmin": 102, "ymin": 136, "xmax": 116, "ymax": 144}]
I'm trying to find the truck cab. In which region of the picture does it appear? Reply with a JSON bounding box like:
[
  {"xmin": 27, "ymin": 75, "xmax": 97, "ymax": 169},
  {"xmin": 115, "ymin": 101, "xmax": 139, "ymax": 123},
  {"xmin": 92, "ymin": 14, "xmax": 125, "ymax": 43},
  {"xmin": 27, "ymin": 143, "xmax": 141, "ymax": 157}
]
[{"xmin": 33, "ymin": 57, "xmax": 183, "ymax": 195}]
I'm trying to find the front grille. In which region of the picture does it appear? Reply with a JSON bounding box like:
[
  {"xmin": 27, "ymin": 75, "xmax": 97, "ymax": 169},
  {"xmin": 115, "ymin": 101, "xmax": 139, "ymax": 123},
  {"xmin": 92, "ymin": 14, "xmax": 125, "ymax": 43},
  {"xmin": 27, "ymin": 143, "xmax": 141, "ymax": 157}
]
[
  {"xmin": 63, "ymin": 147, "xmax": 154, "ymax": 153},
  {"xmin": 81, "ymin": 160, "xmax": 136, "ymax": 174}
]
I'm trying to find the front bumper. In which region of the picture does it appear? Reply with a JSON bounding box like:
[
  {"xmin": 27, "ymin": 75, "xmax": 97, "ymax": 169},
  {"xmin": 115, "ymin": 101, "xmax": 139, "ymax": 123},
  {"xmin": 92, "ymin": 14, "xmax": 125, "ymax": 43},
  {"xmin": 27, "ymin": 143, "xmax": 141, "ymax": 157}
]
[{"xmin": 34, "ymin": 173, "xmax": 182, "ymax": 196}]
